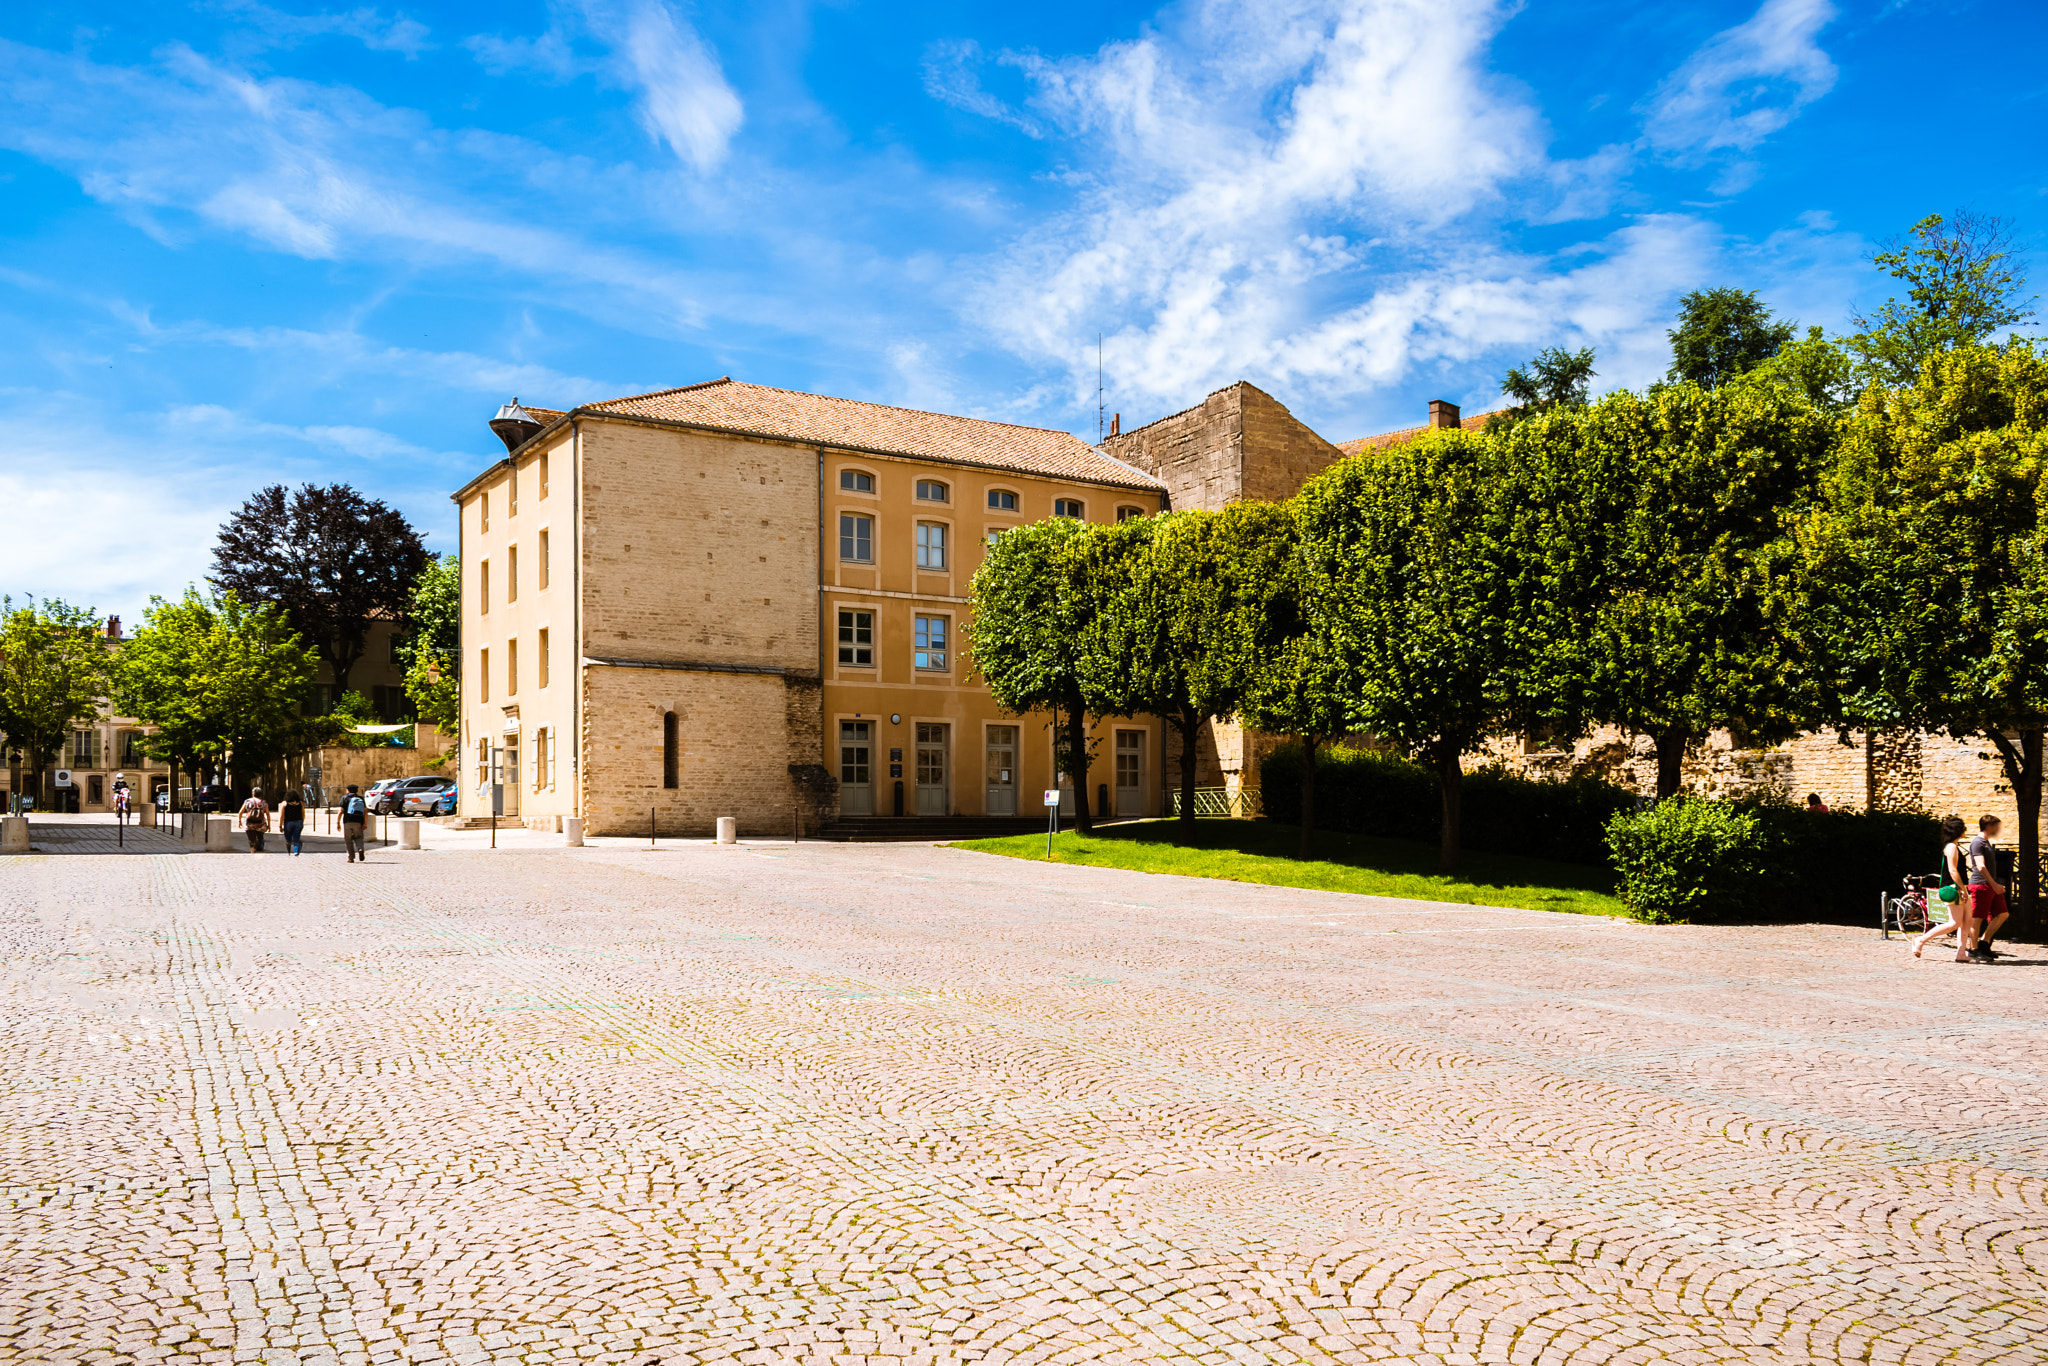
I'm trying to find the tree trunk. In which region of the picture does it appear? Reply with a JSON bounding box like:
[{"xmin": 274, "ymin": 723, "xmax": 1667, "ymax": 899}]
[
  {"xmin": 1067, "ymin": 702, "xmax": 1092, "ymax": 834},
  {"xmin": 1177, "ymin": 710, "xmax": 1200, "ymax": 830},
  {"xmin": 1990, "ymin": 728, "xmax": 2043, "ymax": 936},
  {"xmin": 1298, "ymin": 736, "xmax": 1319, "ymax": 860},
  {"xmin": 1653, "ymin": 727, "xmax": 1689, "ymax": 800},
  {"xmin": 1439, "ymin": 748, "xmax": 1464, "ymax": 875}
]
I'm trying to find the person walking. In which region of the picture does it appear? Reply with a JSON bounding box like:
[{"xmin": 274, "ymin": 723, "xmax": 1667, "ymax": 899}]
[
  {"xmin": 279, "ymin": 792, "xmax": 306, "ymax": 857},
  {"xmin": 238, "ymin": 786, "xmax": 271, "ymax": 854},
  {"xmin": 340, "ymin": 784, "xmax": 369, "ymax": 863},
  {"xmin": 1961, "ymin": 814, "xmax": 2012, "ymax": 962},
  {"xmin": 1913, "ymin": 817, "xmax": 1970, "ymax": 958}
]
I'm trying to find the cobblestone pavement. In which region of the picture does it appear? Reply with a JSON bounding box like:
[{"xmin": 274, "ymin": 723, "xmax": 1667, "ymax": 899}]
[{"xmin": 3, "ymin": 840, "xmax": 2044, "ymax": 1366}]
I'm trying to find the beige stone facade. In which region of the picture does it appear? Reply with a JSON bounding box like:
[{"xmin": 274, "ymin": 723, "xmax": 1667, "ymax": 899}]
[{"xmin": 454, "ymin": 380, "xmax": 1170, "ymax": 837}]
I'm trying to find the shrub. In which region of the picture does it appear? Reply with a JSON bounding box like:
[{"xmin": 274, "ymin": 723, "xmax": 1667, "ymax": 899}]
[
  {"xmin": 1258, "ymin": 743, "xmax": 1633, "ymax": 866},
  {"xmin": 1605, "ymin": 797, "xmax": 1765, "ymax": 923}
]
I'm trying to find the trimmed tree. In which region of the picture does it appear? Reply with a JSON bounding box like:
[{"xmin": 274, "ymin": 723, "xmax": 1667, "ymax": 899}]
[
  {"xmin": 211, "ymin": 483, "xmax": 429, "ymax": 698},
  {"xmin": 1797, "ymin": 340, "xmax": 2048, "ymax": 929},
  {"xmin": 966, "ymin": 517, "xmax": 1101, "ymax": 832},
  {"xmin": 0, "ymin": 598, "xmax": 109, "ymax": 808}
]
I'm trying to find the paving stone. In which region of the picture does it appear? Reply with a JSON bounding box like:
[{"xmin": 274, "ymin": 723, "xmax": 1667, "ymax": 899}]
[{"xmin": 2, "ymin": 839, "xmax": 2043, "ymax": 1364}]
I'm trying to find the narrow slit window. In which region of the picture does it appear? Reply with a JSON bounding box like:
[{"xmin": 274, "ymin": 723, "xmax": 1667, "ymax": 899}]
[
  {"xmin": 479, "ymin": 648, "xmax": 490, "ymax": 703},
  {"xmin": 480, "ymin": 559, "xmax": 490, "ymax": 614},
  {"xmin": 538, "ymin": 628, "xmax": 550, "ymax": 688},
  {"xmin": 538, "ymin": 529, "xmax": 550, "ymax": 589},
  {"xmin": 506, "ymin": 637, "xmax": 518, "ymax": 696},
  {"xmin": 507, "ymin": 545, "xmax": 518, "ymax": 602},
  {"xmin": 539, "ymin": 452, "xmax": 549, "ymax": 499},
  {"xmin": 662, "ymin": 712, "xmax": 679, "ymax": 788}
]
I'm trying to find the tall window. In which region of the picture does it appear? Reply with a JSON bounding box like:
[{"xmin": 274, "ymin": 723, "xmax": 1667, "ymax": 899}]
[
  {"xmin": 837, "ymin": 610, "xmax": 873, "ymax": 666},
  {"xmin": 481, "ymin": 491, "xmax": 489, "ymax": 532},
  {"xmin": 840, "ymin": 513, "xmax": 873, "ymax": 563},
  {"xmin": 916, "ymin": 523, "xmax": 947, "ymax": 570},
  {"xmin": 73, "ymin": 730, "xmax": 93, "ymax": 767},
  {"xmin": 539, "ymin": 451, "xmax": 549, "ymax": 499},
  {"xmin": 987, "ymin": 488, "xmax": 1017, "ymax": 511},
  {"xmin": 507, "ymin": 545, "xmax": 519, "ymax": 602},
  {"xmin": 538, "ymin": 528, "xmax": 550, "ymax": 589},
  {"xmin": 538, "ymin": 628, "xmax": 550, "ymax": 688},
  {"xmin": 662, "ymin": 712, "xmax": 679, "ymax": 788},
  {"xmin": 916, "ymin": 479, "xmax": 949, "ymax": 502},
  {"xmin": 506, "ymin": 638, "xmax": 518, "ymax": 696},
  {"xmin": 508, "ymin": 470, "xmax": 518, "ymax": 518},
  {"xmin": 479, "ymin": 648, "xmax": 490, "ymax": 702},
  {"xmin": 840, "ymin": 469, "xmax": 874, "ymax": 493},
  {"xmin": 1054, "ymin": 498, "xmax": 1085, "ymax": 519},
  {"xmin": 915, "ymin": 616, "xmax": 948, "ymax": 671},
  {"xmin": 533, "ymin": 728, "xmax": 549, "ymax": 789},
  {"xmin": 477, "ymin": 737, "xmax": 490, "ymax": 791},
  {"xmin": 480, "ymin": 559, "xmax": 490, "ymax": 614}
]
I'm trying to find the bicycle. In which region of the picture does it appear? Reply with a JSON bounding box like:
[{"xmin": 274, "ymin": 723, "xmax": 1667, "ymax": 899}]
[{"xmin": 1881, "ymin": 873, "xmax": 1947, "ymax": 938}]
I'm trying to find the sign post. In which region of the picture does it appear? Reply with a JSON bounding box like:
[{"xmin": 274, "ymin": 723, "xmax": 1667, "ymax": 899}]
[{"xmin": 1043, "ymin": 788, "xmax": 1062, "ymax": 859}]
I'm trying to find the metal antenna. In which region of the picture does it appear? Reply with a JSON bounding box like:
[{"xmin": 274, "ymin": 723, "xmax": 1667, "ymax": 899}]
[{"xmin": 1097, "ymin": 333, "xmax": 1104, "ymax": 442}]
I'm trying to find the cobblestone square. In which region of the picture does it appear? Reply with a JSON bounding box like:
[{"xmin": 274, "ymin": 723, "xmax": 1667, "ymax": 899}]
[{"xmin": 4, "ymin": 836, "xmax": 2044, "ymax": 1365}]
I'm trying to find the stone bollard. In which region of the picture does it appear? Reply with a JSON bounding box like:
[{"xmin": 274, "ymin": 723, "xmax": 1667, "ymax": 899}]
[
  {"xmin": 139, "ymin": 802, "xmax": 156, "ymax": 828},
  {"xmin": 1, "ymin": 816, "xmax": 28, "ymax": 854},
  {"xmin": 180, "ymin": 813, "xmax": 207, "ymax": 847},
  {"xmin": 399, "ymin": 819, "xmax": 421, "ymax": 850},
  {"xmin": 204, "ymin": 816, "xmax": 234, "ymax": 852},
  {"xmin": 716, "ymin": 816, "xmax": 737, "ymax": 845},
  {"xmin": 564, "ymin": 817, "xmax": 584, "ymax": 847}
]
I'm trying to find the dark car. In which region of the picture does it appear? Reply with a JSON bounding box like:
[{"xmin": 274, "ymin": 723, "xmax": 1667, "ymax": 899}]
[{"xmin": 375, "ymin": 776, "xmax": 448, "ymax": 815}]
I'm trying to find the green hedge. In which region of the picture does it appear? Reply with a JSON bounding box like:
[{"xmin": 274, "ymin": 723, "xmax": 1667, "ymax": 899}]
[
  {"xmin": 1605, "ymin": 796, "xmax": 1942, "ymax": 924},
  {"xmin": 1258, "ymin": 743, "xmax": 1632, "ymax": 866}
]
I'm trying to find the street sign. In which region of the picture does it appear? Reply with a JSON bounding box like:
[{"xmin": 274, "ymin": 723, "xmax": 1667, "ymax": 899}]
[
  {"xmin": 54, "ymin": 770, "xmax": 72, "ymax": 788},
  {"xmin": 1043, "ymin": 789, "xmax": 1061, "ymax": 807}
]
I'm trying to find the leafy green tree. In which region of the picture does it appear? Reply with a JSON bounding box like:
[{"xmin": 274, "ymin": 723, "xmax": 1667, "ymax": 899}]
[
  {"xmin": 1796, "ymin": 340, "xmax": 2048, "ymax": 926},
  {"xmin": 1487, "ymin": 346, "xmax": 1597, "ymax": 433},
  {"xmin": 1582, "ymin": 382, "xmax": 1835, "ymax": 797},
  {"xmin": 1842, "ymin": 211, "xmax": 2035, "ymax": 388},
  {"xmin": 966, "ymin": 518, "xmax": 1101, "ymax": 831},
  {"xmin": 1668, "ymin": 287, "xmax": 1795, "ymax": 388},
  {"xmin": 0, "ymin": 598, "xmax": 109, "ymax": 807},
  {"xmin": 400, "ymin": 554, "xmax": 461, "ymax": 732},
  {"xmin": 1081, "ymin": 505, "xmax": 1297, "ymax": 829},
  {"xmin": 114, "ymin": 590, "xmax": 322, "ymax": 796},
  {"xmin": 1289, "ymin": 432, "xmax": 1523, "ymax": 872},
  {"xmin": 1736, "ymin": 326, "xmax": 1858, "ymax": 413}
]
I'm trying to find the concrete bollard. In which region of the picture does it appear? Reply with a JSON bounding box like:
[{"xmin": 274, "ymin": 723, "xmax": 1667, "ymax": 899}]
[
  {"xmin": 138, "ymin": 802, "xmax": 156, "ymax": 828},
  {"xmin": 1, "ymin": 816, "xmax": 28, "ymax": 854},
  {"xmin": 564, "ymin": 817, "xmax": 584, "ymax": 847},
  {"xmin": 180, "ymin": 813, "xmax": 207, "ymax": 847},
  {"xmin": 204, "ymin": 816, "xmax": 234, "ymax": 852},
  {"xmin": 399, "ymin": 819, "xmax": 421, "ymax": 850},
  {"xmin": 716, "ymin": 816, "xmax": 737, "ymax": 845}
]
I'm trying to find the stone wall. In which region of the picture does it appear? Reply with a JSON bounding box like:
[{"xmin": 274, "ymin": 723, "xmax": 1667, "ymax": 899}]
[{"xmin": 1102, "ymin": 382, "xmax": 1342, "ymax": 514}]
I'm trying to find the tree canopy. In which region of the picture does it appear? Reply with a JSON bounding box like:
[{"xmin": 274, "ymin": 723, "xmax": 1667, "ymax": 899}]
[
  {"xmin": 401, "ymin": 554, "xmax": 461, "ymax": 732},
  {"xmin": 1667, "ymin": 287, "xmax": 1795, "ymax": 389},
  {"xmin": 211, "ymin": 483, "xmax": 429, "ymax": 697},
  {"xmin": 0, "ymin": 598, "xmax": 109, "ymax": 803},
  {"xmin": 1843, "ymin": 211, "xmax": 2036, "ymax": 388}
]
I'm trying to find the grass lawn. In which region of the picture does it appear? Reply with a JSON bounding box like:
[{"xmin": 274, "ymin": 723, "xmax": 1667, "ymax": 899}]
[{"xmin": 950, "ymin": 818, "xmax": 1629, "ymax": 917}]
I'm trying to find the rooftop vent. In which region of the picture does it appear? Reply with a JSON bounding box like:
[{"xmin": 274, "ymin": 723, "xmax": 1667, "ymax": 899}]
[{"xmin": 489, "ymin": 398, "xmax": 545, "ymax": 453}]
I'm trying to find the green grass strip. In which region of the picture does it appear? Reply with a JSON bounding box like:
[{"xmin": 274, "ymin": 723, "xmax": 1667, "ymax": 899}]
[{"xmin": 949, "ymin": 818, "xmax": 1628, "ymax": 918}]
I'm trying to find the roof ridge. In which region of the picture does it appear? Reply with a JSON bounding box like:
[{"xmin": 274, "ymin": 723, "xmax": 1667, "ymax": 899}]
[
  {"xmin": 590, "ymin": 376, "xmax": 734, "ymax": 407},
  {"xmin": 703, "ymin": 378, "xmax": 1087, "ymax": 441}
]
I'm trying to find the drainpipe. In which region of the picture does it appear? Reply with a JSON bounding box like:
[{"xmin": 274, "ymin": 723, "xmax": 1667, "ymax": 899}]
[{"xmin": 572, "ymin": 418, "xmax": 583, "ymax": 821}]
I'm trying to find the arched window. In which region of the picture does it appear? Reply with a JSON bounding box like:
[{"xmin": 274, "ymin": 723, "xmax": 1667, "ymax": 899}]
[{"xmin": 662, "ymin": 712, "xmax": 679, "ymax": 788}]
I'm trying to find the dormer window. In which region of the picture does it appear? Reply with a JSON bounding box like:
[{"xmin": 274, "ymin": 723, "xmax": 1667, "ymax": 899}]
[{"xmin": 840, "ymin": 470, "xmax": 875, "ymax": 493}]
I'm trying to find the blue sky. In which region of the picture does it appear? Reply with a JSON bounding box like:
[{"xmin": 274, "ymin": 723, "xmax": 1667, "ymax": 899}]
[{"xmin": 4, "ymin": 0, "xmax": 2044, "ymax": 618}]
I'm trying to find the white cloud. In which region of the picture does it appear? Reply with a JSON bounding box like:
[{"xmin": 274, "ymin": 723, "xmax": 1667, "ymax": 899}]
[
  {"xmin": 923, "ymin": 39, "xmax": 1042, "ymax": 137},
  {"xmin": 1642, "ymin": 0, "xmax": 1838, "ymax": 157},
  {"xmin": 208, "ymin": 1, "xmax": 433, "ymax": 58},
  {"xmin": 575, "ymin": 0, "xmax": 744, "ymax": 172}
]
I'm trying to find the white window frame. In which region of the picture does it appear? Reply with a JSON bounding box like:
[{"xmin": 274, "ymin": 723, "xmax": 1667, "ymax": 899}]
[
  {"xmin": 915, "ymin": 522, "xmax": 948, "ymax": 570},
  {"xmin": 914, "ymin": 615, "xmax": 949, "ymax": 671},
  {"xmin": 839, "ymin": 513, "xmax": 874, "ymax": 563},
  {"xmin": 837, "ymin": 608, "xmax": 875, "ymax": 667}
]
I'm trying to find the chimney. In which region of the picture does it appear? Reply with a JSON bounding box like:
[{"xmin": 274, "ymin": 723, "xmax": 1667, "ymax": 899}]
[
  {"xmin": 489, "ymin": 397, "xmax": 545, "ymax": 453},
  {"xmin": 105, "ymin": 615, "xmax": 122, "ymax": 639},
  {"xmin": 1428, "ymin": 399, "xmax": 1461, "ymax": 430}
]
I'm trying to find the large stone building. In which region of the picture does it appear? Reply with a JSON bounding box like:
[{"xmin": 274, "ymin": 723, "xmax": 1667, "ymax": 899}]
[{"xmin": 453, "ymin": 380, "xmax": 1169, "ymax": 835}]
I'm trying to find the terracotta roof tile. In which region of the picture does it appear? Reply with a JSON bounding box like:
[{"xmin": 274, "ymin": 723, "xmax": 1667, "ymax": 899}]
[
  {"xmin": 573, "ymin": 379, "xmax": 1162, "ymax": 492},
  {"xmin": 1336, "ymin": 410, "xmax": 1502, "ymax": 457}
]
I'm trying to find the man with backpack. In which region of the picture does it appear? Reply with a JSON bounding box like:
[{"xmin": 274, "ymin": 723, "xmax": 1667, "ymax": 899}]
[
  {"xmin": 341, "ymin": 784, "xmax": 369, "ymax": 863},
  {"xmin": 239, "ymin": 786, "xmax": 271, "ymax": 854}
]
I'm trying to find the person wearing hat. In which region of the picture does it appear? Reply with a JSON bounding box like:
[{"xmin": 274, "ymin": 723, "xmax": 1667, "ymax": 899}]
[{"xmin": 340, "ymin": 784, "xmax": 369, "ymax": 862}]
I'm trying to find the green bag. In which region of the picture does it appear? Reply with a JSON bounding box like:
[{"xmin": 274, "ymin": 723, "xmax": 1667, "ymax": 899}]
[{"xmin": 1938, "ymin": 883, "xmax": 1960, "ymax": 903}]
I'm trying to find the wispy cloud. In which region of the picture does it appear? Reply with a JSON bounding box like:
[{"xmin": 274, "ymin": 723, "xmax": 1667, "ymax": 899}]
[
  {"xmin": 575, "ymin": 0, "xmax": 744, "ymax": 171},
  {"xmin": 206, "ymin": 0, "xmax": 433, "ymax": 57},
  {"xmin": 922, "ymin": 39, "xmax": 1042, "ymax": 137},
  {"xmin": 1642, "ymin": 0, "xmax": 1838, "ymax": 158}
]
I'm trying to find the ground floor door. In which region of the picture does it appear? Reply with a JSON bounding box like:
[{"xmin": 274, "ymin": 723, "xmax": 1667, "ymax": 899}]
[
  {"xmin": 1115, "ymin": 730, "xmax": 1145, "ymax": 817},
  {"xmin": 494, "ymin": 743, "xmax": 522, "ymax": 816},
  {"xmin": 985, "ymin": 725, "xmax": 1017, "ymax": 815},
  {"xmin": 916, "ymin": 723, "xmax": 949, "ymax": 816},
  {"xmin": 840, "ymin": 721, "xmax": 873, "ymax": 816}
]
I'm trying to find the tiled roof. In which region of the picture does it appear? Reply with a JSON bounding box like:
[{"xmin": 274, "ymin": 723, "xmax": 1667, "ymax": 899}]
[
  {"xmin": 569, "ymin": 379, "xmax": 1162, "ymax": 491},
  {"xmin": 1335, "ymin": 410, "xmax": 1501, "ymax": 457}
]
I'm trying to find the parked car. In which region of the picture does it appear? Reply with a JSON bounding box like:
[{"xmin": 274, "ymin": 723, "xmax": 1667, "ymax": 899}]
[
  {"xmin": 363, "ymin": 778, "xmax": 404, "ymax": 814},
  {"xmin": 400, "ymin": 778, "xmax": 458, "ymax": 816},
  {"xmin": 373, "ymin": 776, "xmax": 448, "ymax": 815}
]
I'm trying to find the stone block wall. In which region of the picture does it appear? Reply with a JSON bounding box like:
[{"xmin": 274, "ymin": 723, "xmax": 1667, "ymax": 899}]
[{"xmin": 1103, "ymin": 382, "xmax": 1342, "ymax": 514}]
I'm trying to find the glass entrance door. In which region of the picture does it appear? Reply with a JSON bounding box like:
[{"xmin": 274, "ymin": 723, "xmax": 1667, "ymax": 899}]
[
  {"xmin": 915, "ymin": 722, "xmax": 949, "ymax": 816},
  {"xmin": 1115, "ymin": 730, "xmax": 1144, "ymax": 816},
  {"xmin": 839, "ymin": 721, "xmax": 873, "ymax": 815},
  {"xmin": 985, "ymin": 725, "xmax": 1017, "ymax": 815}
]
